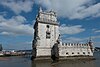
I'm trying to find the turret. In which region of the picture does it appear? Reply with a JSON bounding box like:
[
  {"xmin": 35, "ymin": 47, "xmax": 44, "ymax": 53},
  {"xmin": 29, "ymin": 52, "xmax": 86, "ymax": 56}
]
[
  {"xmin": 88, "ymin": 38, "xmax": 94, "ymax": 52},
  {"xmin": 39, "ymin": 7, "xmax": 42, "ymax": 12}
]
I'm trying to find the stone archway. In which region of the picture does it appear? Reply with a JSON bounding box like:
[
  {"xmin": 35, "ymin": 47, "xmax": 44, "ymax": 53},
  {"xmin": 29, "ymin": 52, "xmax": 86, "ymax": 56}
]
[{"xmin": 51, "ymin": 42, "xmax": 59, "ymax": 61}]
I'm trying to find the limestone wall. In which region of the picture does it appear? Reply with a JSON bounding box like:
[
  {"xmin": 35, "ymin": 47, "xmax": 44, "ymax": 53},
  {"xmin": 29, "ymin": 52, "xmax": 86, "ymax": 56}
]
[
  {"xmin": 59, "ymin": 43, "xmax": 93, "ymax": 57},
  {"xmin": 35, "ymin": 22, "xmax": 59, "ymax": 57}
]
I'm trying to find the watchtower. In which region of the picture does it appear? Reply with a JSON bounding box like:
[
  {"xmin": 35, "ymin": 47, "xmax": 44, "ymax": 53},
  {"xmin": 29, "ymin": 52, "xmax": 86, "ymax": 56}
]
[{"xmin": 32, "ymin": 7, "xmax": 59, "ymax": 59}]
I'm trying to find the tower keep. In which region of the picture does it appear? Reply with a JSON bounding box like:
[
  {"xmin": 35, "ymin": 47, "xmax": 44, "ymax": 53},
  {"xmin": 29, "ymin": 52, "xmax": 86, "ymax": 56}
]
[{"xmin": 32, "ymin": 7, "xmax": 59, "ymax": 59}]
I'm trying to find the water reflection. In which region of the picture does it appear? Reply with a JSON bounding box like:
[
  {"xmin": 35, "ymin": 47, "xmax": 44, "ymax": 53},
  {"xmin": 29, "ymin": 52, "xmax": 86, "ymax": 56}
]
[
  {"xmin": 32, "ymin": 60, "xmax": 95, "ymax": 67},
  {"xmin": 0, "ymin": 52, "xmax": 99, "ymax": 67},
  {"xmin": 32, "ymin": 61, "xmax": 51, "ymax": 67}
]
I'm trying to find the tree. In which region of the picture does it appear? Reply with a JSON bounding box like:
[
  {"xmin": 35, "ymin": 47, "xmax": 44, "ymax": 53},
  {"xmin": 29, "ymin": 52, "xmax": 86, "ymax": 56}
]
[{"xmin": 0, "ymin": 44, "xmax": 3, "ymax": 51}]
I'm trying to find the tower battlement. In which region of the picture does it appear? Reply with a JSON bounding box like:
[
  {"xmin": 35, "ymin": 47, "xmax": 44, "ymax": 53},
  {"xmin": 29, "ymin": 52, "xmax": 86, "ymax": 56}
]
[
  {"xmin": 61, "ymin": 43, "xmax": 89, "ymax": 47},
  {"xmin": 36, "ymin": 7, "xmax": 58, "ymax": 25}
]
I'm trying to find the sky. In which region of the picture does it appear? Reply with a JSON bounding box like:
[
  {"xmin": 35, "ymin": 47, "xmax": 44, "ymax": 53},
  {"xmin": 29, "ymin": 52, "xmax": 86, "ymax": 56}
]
[{"xmin": 0, "ymin": 0, "xmax": 100, "ymax": 50}]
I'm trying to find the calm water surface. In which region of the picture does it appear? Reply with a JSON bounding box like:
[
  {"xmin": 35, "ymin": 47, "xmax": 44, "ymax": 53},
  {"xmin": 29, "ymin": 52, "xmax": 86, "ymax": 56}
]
[{"xmin": 0, "ymin": 52, "xmax": 100, "ymax": 67}]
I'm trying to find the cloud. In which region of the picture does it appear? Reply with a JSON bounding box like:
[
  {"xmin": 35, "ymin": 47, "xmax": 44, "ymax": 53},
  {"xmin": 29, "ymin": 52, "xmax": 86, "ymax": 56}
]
[
  {"xmin": 94, "ymin": 42, "xmax": 100, "ymax": 47},
  {"xmin": 0, "ymin": 11, "xmax": 7, "ymax": 16},
  {"xmin": 0, "ymin": 31, "xmax": 14, "ymax": 35},
  {"xmin": 95, "ymin": 30, "xmax": 100, "ymax": 33},
  {"xmin": 92, "ymin": 35, "xmax": 100, "ymax": 39},
  {"xmin": 0, "ymin": 15, "xmax": 33, "ymax": 36},
  {"xmin": 4, "ymin": 41, "xmax": 32, "ymax": 50},
  {"xmin": 62, "ymin": 37, "xmax": 88, "ymax": 43},
  {"xmin": 35, "ymin": 0, "xmax": 100, "ymax": 19},
  {"xmin": 61, "ymin": 36, "xmax": 100, "ymax": 47},
  {"xmin": 59, "ymin": 24, "xmax": 85, "ymax": 35},
  {"xmin": 92, "ymin": 29, "xmax": 100, "ymax": 33},
  {"xmin": 71, "ymin": 3, "xmax": 100, "ymax": 19},
  {"xmin": 0, "ymin": 0, "xmax": 34, "ymax": 14},
  {"xmin": 90, "ymin": 35, "xmax": 100, "ymax": 47}
]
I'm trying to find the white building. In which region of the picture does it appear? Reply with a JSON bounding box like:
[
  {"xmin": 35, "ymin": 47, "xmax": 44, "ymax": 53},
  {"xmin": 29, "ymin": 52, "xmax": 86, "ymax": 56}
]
[{"xmin": 32, "ymin": 7, "xmax": 94, "ymax": 60}]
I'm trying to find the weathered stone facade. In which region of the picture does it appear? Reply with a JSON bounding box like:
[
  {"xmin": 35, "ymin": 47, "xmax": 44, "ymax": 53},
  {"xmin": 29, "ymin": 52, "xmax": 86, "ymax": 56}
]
[
  {"xmin": 59, "ymin": 42, "xmax": 93, "ymax": 57},
  {"xmin": 32, "ymin": 7, "xmax": 94, "ymax": 60}
]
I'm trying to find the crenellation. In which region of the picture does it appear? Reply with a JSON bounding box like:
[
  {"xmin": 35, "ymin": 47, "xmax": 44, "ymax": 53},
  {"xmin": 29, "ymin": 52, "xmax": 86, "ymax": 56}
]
[
  {"xmin": 38, "ymin": 11, "xmax": 57, "ymax": 25},
  {"xmin": 60, "ymin": 43, "xmax": 92, "ymax": 48},
  {"xmin": 65, "ymin": 43, "xmax": 68, "ymax": 46}
]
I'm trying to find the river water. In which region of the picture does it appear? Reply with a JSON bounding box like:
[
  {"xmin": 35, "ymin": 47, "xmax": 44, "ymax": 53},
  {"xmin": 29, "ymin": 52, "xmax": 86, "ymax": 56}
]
[{"xmin": 0, "ymin": 52, "xmax": 100, "ymax": 67}]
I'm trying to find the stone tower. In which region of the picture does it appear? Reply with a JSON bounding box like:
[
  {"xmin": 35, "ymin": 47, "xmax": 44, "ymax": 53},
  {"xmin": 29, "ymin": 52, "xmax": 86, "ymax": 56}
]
[{"xmin": 32, "ymin": 7, "xmax": 59, "ymax": 60}]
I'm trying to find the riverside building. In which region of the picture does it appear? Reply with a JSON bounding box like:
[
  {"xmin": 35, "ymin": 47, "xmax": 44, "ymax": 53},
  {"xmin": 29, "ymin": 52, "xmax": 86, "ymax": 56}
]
[{"xmin": 31, "ymin": 7, "xmax": 94, "ymax": 61}]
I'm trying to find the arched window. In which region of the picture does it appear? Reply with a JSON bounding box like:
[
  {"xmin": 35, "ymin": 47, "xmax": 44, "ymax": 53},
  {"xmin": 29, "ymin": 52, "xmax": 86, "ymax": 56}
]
[
  {"xmin": 46, "ymin": 32, "xmax": 50, "ymax": 38},
  {"xmin": 77, "ymin": 52, "xmax": 80, "ymax": 54},
  {"xmin": 47, "ymin": 25, "xmax": 49, "ymax": 28},
  {"xmin": 88, "ymin": 52, "xmax": 90, "ymax": 54},
  {"xmin": 46, "ymin": 25, "xmax": 50, "ymax": 38},
  {"xmin": 66, "ymin": 52, "xmax": 68, "ymax": 54},
  {"xmin": 72, "ymin": 52, "xmax": 74, "ymax": 54},
  {"xmin": 83, "ymin": 52, "xmax": 85, "ymax": 54}
]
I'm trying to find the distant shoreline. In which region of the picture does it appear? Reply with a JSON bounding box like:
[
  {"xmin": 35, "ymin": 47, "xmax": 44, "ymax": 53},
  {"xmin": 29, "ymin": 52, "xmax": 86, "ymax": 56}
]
[{"xmin": 0, "ymin": 57, "xmax": 10, "ymax": 61}]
